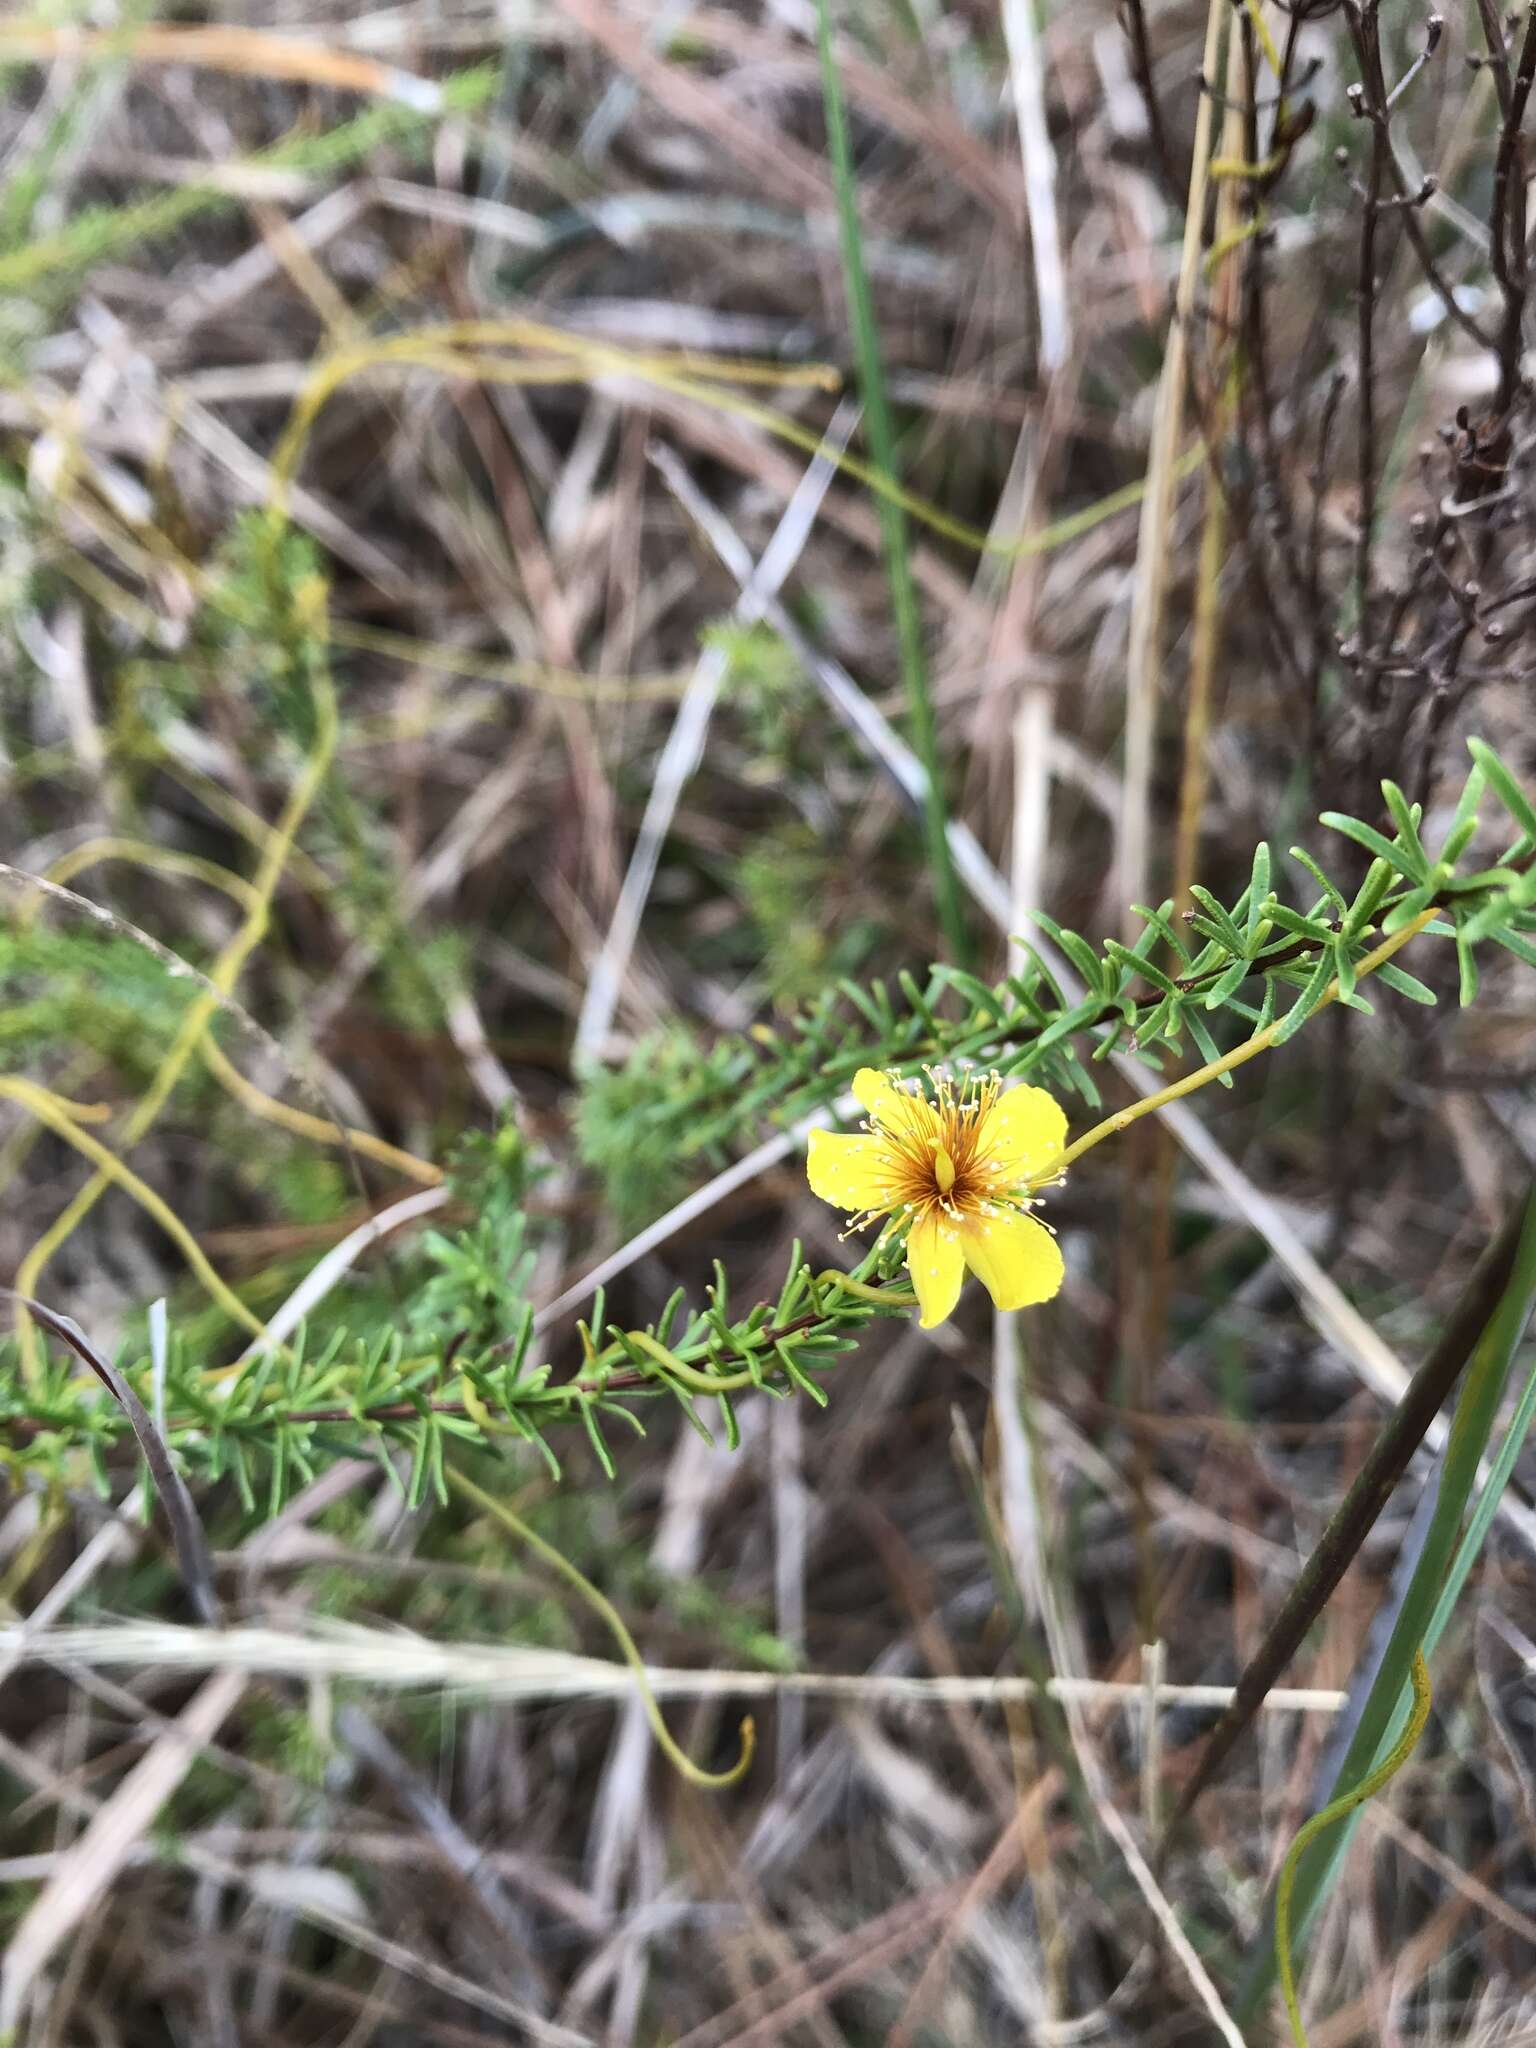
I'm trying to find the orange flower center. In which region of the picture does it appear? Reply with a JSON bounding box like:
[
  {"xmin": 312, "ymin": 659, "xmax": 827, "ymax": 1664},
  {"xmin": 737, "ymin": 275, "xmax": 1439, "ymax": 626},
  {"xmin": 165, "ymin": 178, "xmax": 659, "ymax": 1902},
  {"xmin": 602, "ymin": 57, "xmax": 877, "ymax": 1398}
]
[{"xmin": 864, "ymin": 1073, "xmax": 1019, "ymax": 1226}]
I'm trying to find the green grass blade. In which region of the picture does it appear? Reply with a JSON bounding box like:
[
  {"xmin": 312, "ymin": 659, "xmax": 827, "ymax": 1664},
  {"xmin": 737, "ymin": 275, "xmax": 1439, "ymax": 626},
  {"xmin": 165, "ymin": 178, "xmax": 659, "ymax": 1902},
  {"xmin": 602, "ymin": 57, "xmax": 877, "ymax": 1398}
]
[
  {"xmin": 1236, "ymin": 1185, "xmax": 1536, "ymax": 2026},
  {"xmin": 811, "ymin": 0, "xmax": 968, "ymax": 965}
]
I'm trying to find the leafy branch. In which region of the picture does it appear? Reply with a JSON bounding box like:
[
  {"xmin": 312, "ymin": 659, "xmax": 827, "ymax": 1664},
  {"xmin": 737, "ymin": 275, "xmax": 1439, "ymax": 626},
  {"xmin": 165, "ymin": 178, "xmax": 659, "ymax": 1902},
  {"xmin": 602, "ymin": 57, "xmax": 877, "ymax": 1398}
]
[
  {"xmin": 580, "ymin": 739, "xmax": 1536, "ymax": 1210},
  {"xmin": 1, "ymin": 1199, "xmax": 915, "ymax": 1515},
  {"xmin": 5, "ymin": 739, "xmax": 1534, "ymax": 1524}
]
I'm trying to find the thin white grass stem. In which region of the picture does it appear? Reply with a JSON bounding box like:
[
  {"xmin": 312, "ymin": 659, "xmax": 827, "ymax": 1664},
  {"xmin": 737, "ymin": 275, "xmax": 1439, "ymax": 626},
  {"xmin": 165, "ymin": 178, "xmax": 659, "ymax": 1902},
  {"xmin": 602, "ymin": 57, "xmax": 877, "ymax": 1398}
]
[
  {"xmin": 1001, "ymin": 0, "xmax": 1070, "ymax": 373},
  {"xmin": 650, "ymin": 443, "xmax": 1012, "ymax": 929},
  {"xmin": 572, "ymin": 405, "xmax": 858, "ymax": 1067},
  {"xmin": 240, "ymin": 1184, "xmax": 450, "ymax": 1359},
  {"xmin": 0, "ymin": 1623, "xmax": 1349, "ymax": 1713},
  {"xmin": 1140, "ymin": 1639, "xmax": 1167, "ymax": 1836}
]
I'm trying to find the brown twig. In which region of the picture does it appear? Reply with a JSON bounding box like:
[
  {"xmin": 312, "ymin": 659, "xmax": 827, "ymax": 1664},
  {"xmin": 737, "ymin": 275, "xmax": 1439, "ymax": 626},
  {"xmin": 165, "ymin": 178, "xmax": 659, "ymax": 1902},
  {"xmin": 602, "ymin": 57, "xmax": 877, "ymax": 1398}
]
[
  {"xmin": 1117, "ymin": 0, "xmax": 1181, "ymax": 198},
  {"xmin": 1159, "ymin": 1183, "xmax": 1533, "ymax": 1850},
  {"xmin": 1490, "ymin": 1, "xmax": 1536, "ymax": 409}
]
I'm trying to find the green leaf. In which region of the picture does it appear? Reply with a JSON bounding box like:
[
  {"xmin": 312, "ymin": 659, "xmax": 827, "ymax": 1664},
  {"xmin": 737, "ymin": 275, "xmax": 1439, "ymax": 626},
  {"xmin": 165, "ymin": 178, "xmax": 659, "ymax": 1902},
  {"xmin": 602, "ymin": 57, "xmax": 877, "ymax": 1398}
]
[
  {"xmin": 1374, "ymin": 962, "xmax": 1437, "ymax": 1005},
  {"xmin": 1022, "ymin": 914, "xmax": 1105, "ymax": 998},
  {"xmin": 1203, "ymin": 956, "xmax": 1252, "ymax": 1009},
  {"xmin": 718, "ymin": 1394, "xmax": 741, "ymax": 1451},
  {"xmin": 1272, "ymin": 951, "xmax": 1335, "ymax": 1045},
  {"xmin": 1468, "ymin": 736, "xmax": 1536, "ymax": 848},
  {"xmin": 836, "ymin": 977, "xmax": 886, "ymax": 1032},
  {"xmin": 897, "ymin": 968, "xmax": 937, "ymax": 1030},
  {"xmin": 1457, "ymin": 932, "xmax": 1480, "ymax": 1007},
  {"xmin": 655, "ymin": 1287, "xmax": 687, "ymax": 1346},
  {"xmin": 1380, "ymin": 782, "xmax": 1427, "ymax": 869},
  {"xmin": 1438, "ymin": 864, "xmax": 1520, "ymax": 895},
  {"xmin": 1321, "ymin": 811, "xmax": 1425, "ymax": 881},
  {"xmin": 1185, "ymin": 1007, "xmax": 1233, "ymax": 1085},
  {"xmin": 1246, "ymin": 845, "xmax": 1272, "ymax": 941},
  {"xmin": 406, "ymin": 1420, "xmax": 436, "ymax": 1510},
  {"xmin": 1004, "ymin": 930, "xmax": 1067, "ymax": 1006},
  {"xmin": 1187, "ymin": 885, "xmax": 1246, "ymax": 956},
  {"xmin": 671, "ymin": 1394, "xmax": 717, "ymax": 1449},
  {"xmin": 1262, "ymin": 902, "xmax": 1333, "ymax": 943},
  {"xmin": 936, "ymin": 966, "xmax": 1004, "ymax": 1012},
  {"xmin": 1288, "ymin": 846, "xmax": 1348, "ymax": 916},
  {"xmin": 1433, "ymin": 813, "xmax": 1481, "ymax": 872},
  {"xmin": 1461, "ymin": 874, "xmax": 1536, "ymax": 945},
  {"xmin": 776, "ymin": 1342, "xmax": 830, "ymax": 1406},
  {"xmin": 1448, "ymin": 755, "xmax": 1487, "ymax": 840},
  {"xmin": 1333, "ymin": 941, "xmax": 1356, "ymax": 1005},
  {"xmin": 1342, "ymin": 857, "xmax": 1397, "ymax": 939},
  {"xmin": 1104, "ymin": 940, "xmax": 1181, "ymax": 999},
  {"xmin": 1381, "ymin": 884, "xmax": 1437, "ymax": 933},
  {"xmin": 1487, "ymin": 924, "xmax": 1536, "ymax": 971},
  {"xmin": 1130, "ymin": 900, "xmax": 1190, "ymax": 962}
]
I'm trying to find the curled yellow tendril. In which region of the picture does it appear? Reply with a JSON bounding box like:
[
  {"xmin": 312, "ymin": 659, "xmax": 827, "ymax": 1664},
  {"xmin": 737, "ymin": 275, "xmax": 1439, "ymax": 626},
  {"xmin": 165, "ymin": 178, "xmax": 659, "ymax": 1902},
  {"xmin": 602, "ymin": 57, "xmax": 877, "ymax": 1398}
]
[
  {"xmin": 33, "ymin": 836, "xmax": 441, "ymax": 1187},
  {"xmin": 1275, "ymin": 1648, "xmax": 1433, "ymax": 2047},
  {"xmin": 13, "ymin": 587, "xmax": 337, "ymax": 1382},
  {"xmin": 259, "ymin": 319, "xmax": 1199, "ymax": 568},
  {"xmin": 448, "ymin": 1466, "xmax": 755, "ymax": 1790}
]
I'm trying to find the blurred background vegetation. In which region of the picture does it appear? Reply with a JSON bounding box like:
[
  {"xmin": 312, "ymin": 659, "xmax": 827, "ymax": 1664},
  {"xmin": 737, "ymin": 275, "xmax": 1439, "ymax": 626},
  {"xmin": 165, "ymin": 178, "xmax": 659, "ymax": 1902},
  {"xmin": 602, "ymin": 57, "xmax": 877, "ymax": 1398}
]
[{"xmin": 2, "ymin": 2, "xmax": 1536, "ymax": 2042}]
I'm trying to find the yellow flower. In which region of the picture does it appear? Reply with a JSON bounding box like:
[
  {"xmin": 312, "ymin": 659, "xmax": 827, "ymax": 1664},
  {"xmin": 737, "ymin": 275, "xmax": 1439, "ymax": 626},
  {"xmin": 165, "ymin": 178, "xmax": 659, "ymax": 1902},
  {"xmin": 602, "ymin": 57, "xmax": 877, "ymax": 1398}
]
[{"xmin": 807, "ymin": 1066, "xmax": 1066, "ymax": 1330}]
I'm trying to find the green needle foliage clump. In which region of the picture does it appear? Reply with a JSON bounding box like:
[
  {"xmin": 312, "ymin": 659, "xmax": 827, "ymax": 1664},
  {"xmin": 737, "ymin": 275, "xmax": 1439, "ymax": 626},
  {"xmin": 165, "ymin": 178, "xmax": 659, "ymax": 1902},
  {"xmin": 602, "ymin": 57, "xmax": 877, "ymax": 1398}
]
[
  {"xmin": 0, "ymin": 1116, "xmax": 915, "ymax": 1515},
  {"xmin": 4, "ymin": 738, "xmax": 1534, "ymax": 1523},
  {"xmin": 0, "ymin": 927, "xmax": 203, "ymax": 1080}
]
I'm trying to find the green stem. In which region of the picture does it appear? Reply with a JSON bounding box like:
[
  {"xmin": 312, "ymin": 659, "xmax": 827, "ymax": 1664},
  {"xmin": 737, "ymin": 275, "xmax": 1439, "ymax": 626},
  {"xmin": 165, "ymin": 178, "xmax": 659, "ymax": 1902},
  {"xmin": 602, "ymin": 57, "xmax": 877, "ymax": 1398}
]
[
  {"xmin": 449, "ymin": 1465, "xmax": 755, "ymax": 1790},
  {"xmin": 1055, "ymin": 907, "xmax": 1439, "ymax": 1176},
  {"xmin": 1274, "ymin": 1648, "xmax": 1432, "ymax": 2047}
]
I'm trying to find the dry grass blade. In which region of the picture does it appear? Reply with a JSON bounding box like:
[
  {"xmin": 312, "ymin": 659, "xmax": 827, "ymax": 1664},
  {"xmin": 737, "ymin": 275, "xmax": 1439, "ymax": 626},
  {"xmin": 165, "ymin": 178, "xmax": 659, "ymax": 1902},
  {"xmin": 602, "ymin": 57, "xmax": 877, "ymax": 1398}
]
[
  {"xmin": 1119, "ymin": 0, "xmax": 1226, "ymax": 932},
  {"xmin": 4, "ymin": 1292, "xmax": 219, "ymax": 1624},
  {"xmin": 574, "ymin": 404, "xmax": 858, "ymax": 1066},
  {"xmin": 0, "ymin": 1621, "xmax": 1351, "ymax": 1715},
  {"xmin": 0, "ymin": 1670, "xmax": 248, "ymax": 2034},
  {"xmin": 6, "ymin": 1, "xmax": 1536, "ymax": 2038}
]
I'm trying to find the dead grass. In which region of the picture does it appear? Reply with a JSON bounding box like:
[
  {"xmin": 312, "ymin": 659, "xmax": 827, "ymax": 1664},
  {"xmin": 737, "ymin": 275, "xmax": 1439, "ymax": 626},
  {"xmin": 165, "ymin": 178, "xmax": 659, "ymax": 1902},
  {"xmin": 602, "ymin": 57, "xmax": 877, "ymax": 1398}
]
[{"xmin": 2, "ymin": 2, "xmax": 1536, "ymax": 2044}]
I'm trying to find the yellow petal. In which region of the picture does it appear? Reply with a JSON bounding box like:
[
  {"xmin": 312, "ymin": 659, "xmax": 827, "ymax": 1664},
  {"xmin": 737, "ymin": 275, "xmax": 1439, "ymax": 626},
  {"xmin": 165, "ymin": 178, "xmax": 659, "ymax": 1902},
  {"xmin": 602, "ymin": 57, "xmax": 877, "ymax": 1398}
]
[
  {"xmin": 853, "ymin": 1067, "xmax": 938, "ymax": 1146},
  {"xmin": 960, "ymin": 1206, "xmax": 1064, "ymax": 1310},
  {"xmin": 806, "ymin": 1130, "xmax": 897, "ymax": 1213},
  {"xmin": 974, "ymin": 1083, "xmax": 1067, "ymax": 1183},
  {"xmin": 906, "ymin": 1209, "xmax": 964, "ymax": 1329},
  {"xmin": 852, "ymin": 1067, "xmax": 900, "ymax": 1115}
]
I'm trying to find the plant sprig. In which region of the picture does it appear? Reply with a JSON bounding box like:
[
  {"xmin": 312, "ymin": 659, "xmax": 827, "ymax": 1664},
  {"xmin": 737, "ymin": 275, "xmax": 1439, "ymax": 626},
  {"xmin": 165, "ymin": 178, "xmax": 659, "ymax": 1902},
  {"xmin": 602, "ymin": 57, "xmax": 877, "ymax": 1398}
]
[
  {"xmin": 5, "ymin": 740, "xmax": 1534, "ymax": 1516},
  {"xmin": 0, "ymin": 1230, "xmax": 915, "ymax": 1513},
  {"xmin": 580, "ymin": 742, "xmax": 1536, "ymax": 1210}
]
